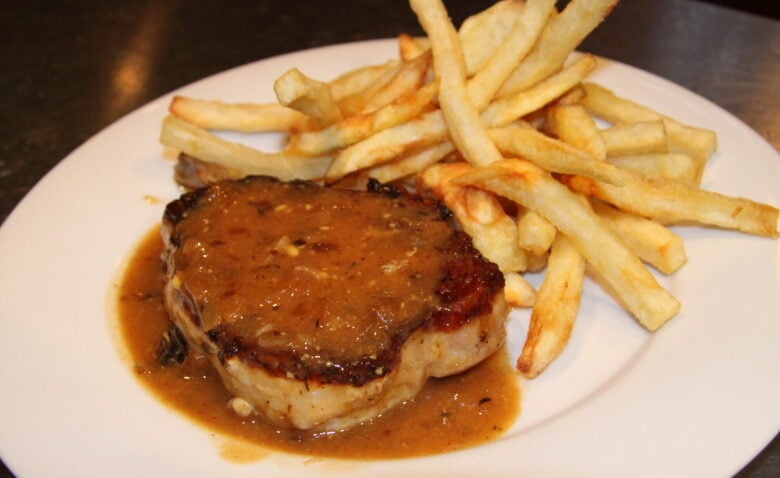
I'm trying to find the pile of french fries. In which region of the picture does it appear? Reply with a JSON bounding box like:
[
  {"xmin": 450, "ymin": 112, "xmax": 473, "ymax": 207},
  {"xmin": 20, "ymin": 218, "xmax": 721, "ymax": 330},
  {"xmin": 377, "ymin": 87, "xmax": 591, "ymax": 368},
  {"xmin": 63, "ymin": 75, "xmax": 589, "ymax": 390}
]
[{"xmin": 159, "ymin": 0, "xmax": 779, "ymax": 379}]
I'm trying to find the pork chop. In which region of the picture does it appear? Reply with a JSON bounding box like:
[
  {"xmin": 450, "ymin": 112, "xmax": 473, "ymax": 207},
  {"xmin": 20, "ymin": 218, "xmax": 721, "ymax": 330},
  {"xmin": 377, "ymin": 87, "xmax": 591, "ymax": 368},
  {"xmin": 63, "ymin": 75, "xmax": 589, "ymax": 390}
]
[{"xmin": 161, "ymin": 176, "xmax": 507, "ymax": 431}]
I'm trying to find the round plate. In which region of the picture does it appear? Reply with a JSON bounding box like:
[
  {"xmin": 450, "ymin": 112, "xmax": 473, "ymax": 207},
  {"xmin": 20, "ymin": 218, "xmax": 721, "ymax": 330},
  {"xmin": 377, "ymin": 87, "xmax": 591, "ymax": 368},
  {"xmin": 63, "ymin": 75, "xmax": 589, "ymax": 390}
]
[{"xmin": 0, "ymin": 39, "xmax": 777, "ymax": 477}]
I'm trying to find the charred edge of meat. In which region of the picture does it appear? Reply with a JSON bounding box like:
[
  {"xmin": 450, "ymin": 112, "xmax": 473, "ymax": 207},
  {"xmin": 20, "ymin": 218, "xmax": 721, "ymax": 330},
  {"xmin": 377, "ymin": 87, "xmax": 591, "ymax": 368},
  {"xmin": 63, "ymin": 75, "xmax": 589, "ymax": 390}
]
[
  {"xmin": 156, "ymin": 322, "xmax": 189, "ymax": 366},
  {"xmin": 204, "ymin": 322, "xmax": 419, "ymax": 387},
  {"xmin": 239, "ymin": 175, "xmax": 317, "ymax": 188},
  {"xmin": 432, "ymin": 232, "xmax": 505, "ymax": 331},
  {"xmin": 437, "ymin": 202, "xmax": 453, "ymax": 221},
  {"xmin": 163, "ymin": 187, "xmax": 207, "ymax": 227},
  {"xmin": 366, "ymin": 177, "xmax": 402, "ymax": 198},
  {"xmin": 366, "ymin": 178, "xmax": 456, "ymax": 224}
]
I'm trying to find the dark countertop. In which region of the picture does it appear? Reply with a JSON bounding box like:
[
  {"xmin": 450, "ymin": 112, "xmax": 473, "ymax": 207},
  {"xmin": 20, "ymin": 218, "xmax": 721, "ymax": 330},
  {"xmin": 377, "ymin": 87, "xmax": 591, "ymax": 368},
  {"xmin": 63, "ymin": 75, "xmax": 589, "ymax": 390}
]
[{"xmin": 0, "ymin": 0, "xmax": 777, "ymax": 476}]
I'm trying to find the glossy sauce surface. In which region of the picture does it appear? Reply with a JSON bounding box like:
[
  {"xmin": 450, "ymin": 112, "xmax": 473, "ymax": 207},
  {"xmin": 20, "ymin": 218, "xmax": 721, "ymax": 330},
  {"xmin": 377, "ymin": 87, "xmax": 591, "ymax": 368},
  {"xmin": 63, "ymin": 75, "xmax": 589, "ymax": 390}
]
[
  {"xmin": 169, "ymin": 179, "xmax": 454, "ymax": 354},
  {"xmin": 117, "ymin": 227, "xmax": 520, "ymax": 459}
]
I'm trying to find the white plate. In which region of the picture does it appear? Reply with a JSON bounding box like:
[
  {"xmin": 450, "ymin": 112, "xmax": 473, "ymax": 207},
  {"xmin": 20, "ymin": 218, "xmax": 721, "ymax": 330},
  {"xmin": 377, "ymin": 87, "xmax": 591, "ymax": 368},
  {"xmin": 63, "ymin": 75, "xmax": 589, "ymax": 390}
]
[{"xmin": 0, "ymin": 39, "xmax": 778, "ymax": 478}]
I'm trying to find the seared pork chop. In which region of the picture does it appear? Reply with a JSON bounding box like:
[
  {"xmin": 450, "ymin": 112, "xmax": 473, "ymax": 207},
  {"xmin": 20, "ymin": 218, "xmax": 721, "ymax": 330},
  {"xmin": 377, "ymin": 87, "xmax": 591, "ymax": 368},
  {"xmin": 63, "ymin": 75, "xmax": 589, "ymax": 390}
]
[{"xmin": 161, "ymin": 176, "xmax": 506, "ymax": 431}]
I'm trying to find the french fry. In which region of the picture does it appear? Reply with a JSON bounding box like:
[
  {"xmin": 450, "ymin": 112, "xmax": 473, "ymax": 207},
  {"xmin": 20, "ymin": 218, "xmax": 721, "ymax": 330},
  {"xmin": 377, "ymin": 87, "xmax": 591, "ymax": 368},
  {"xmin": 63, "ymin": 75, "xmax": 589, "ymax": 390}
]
[
  {"xmin": 516, "ymin": 208, "xmax": 556, "ymax": 256},
  {"xmin": 454, "ymin": 159, "xmax": 681, "ymax": 331},
  {"xmin": 553, "ymin": 84, "xmax": 586, "ymax": 105},
  {"xmin": 445, "ymin": 185, "xmax": 528, "ymax": 272},
  {"xmin": 169, "ymin": 96, "xmax": 316, "ymax": 133},
  {"xmin": 412, "ymin": 36, "xmax": 431, "ymax": 53},
  {"xmin": 600, "ymin": 120, "xmax": 668, "ymax": 157},
  {"xmin": 416, "ymin": 160, "xmax": 472, "ymax": 197},
  {"xmin": 335, "ymin": 60, "xmax": 405, "ymax": 116},
  {"xmin": 398, "ymin": 33, "xmax": 427, "ymax": 61},
  {"xmin": 458, "ymin": 0, "xmax": 524, "ymax": 76},
  {"xmin": 159, "ymin": 115, "xmax": 332, "ymax": 181},
  {"xmin": 546, "ymin": 104, "xmax": 607, "ymax": 160},
  {"xmin": 504, "ymin": 272, "xmax": 537, "ymax": 308},
  {"xmin": 467, "ymin": 0, "xmax": 557, "ymax": 109},
  {"xmin": 488, "ymin": 124, "xmax": 624, "ymax": 185},
  {"xmin": 517, "ymin": 233, "xmax": 585, "ymax": 378},
  {"xmin": 328, "ymin": 60, "xmax": 399, "ymax": 102},
  {"xmin": 359, "ymin": 50, "xmax": 432, "ymax": 113},
  {"xmin": 293, "ymin": 81, "xmax": 437, "ymax": 155},
  {"xmin": 367, "ymin": 141, "xmax": 454, "ymax": 183},
  {"xmin": 496, "ymin": 0, "xmax": 619, "ymax": 98},
  {"xmin": 606, "ymin": 153, "xmax": 697, "ymax": 184},
  {"xmin": 481, "ymin": 54, "xmax": 597, "ymax": 127},
  {"xmin": 581, "ymin": 82, "xmax": 717, "ymax": 181},
  {"xmin": 420, "ymin": 162, "xmax": 527, "ymax": 273},
  {"xmin": 325, "ymin": 110, "xmax": 447, "ymax": 182},
  {"xmin": 562, "ymin": 169, "xmax": 780, "ymax": 238},
  {"xmin": 525, "ymin": 250, "xmax": 550, "ymax": 273},
  {"xmin": 274, "ymin": 68, "xmax": 343, "ymax": 127},
  {"xmin": 591, "ymin": 199, "xmax": 687, "ymax": 274},
  {"xmin": 411, "ymin": 0, "xmax": 503, "ymax": 166},
  {"xmin": 323, "ymin": 53, "xmax": 596, "ymax": 176}
]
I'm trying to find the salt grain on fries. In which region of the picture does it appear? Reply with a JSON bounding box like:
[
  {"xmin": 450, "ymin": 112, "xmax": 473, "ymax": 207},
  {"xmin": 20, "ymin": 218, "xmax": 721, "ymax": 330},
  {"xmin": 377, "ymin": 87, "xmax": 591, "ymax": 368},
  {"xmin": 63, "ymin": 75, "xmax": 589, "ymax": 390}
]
[{"xmin": 160, "ymin": 0, "xmax": 779, "ymax": 379}]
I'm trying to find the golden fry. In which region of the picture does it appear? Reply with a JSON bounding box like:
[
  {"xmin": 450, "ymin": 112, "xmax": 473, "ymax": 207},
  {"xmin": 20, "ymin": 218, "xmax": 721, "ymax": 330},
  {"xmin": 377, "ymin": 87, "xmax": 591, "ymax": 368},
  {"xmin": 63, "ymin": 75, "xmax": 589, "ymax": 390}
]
[
  {"xmin": 367, "ymin": 141, "xmax": 454, "ymax": 183},
  {"xmin": 489, "ymin": 124, "xmax": 624, "ymax": 185},
  {"xmin": 516, "ymin": 208, "xmax": 556, "ymax": 256},
  {"xmin": 581, "ymin": 82, "xmax": 717, "ymax": 181},
  {"xmin": 546, "ymin": 104, "xmax": 607, "ymax": 160},
  {"xmin": 293, "ymin": 81, "xmax": 437, "ymax": 155},
  {"xmin": 336, "ymin": 61, "xmax": 405, "ymax": 116},
  {"xmin": 274, "ymin": 68, "xmax": 343, "ymax": 127},
  {"xmin": 454, "ymin": 159, "xmax": 681, "ymax": 331},
  {"xmin": 359, "ymin": 50, "xmax": 432, "ymax": 113},
  {"xmin": 325, "ymin": 110, "xmax": 446, "ymax": 182},
  {"xmin": 411, "ymin": 0, "xmax": 503, "ymax": 166},
  {"xmin": 420, "ymin": 162, "xmax": 527, "ymax": 273},
  {"xmin": 467, "ymin": 0, "xmax": 557, "ymax": 109},
  {"xmin": 606, "ymin": 153, "xmax": 697, "ymax": 184},
  {"xmin": 600, "ymin": 120, "xmax": 668, "ymax": 157},
  {"xmin": 562, "ymin": 169, "xmax": 780, "ymax": 238},
  {"xmin": 517, "ymin": 233, "xmax": 584, "ymax": 378},
  {"xmin": 481, "ymin": 54, "xmax": 597, "ymax": 128},
  {"xmin": 591, "ymin": 199, "xmax": 687, "ymax": 274},
  {"xmin": 459, "ymin": 0, "xmax": 524, "ymax": 76},
  {"xmin": 328, "ymin": 60, "xmax": 398, "ymax": 102},
  {"xmin": 497, "ymin": 0, "xmax": 619, "ymax": 97},
  {"xmin": 398, "ymin": 33, "xmax": 427, "ymax": 61},
  {"xmin": 169, "ymin": 96, "xmax": 316, "ymax": 133},
  {"xmin": 553, "ymin": 84, "xmax": 586, "ymax": 105},
  {"xmin": 159, "ymin": 115, "xmax": 331, "ymax": 181},
  {"xmin": 504, "ymin": 272, "xmax": 537, "ymax": 308}
]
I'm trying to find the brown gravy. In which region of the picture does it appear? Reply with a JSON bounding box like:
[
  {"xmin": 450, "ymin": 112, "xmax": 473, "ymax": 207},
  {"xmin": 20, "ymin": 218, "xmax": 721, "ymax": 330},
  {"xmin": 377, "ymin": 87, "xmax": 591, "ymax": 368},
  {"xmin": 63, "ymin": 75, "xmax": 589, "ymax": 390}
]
[{"xmin": 116, "ymin": 226, "xmax": 520, "ymax": 460}]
